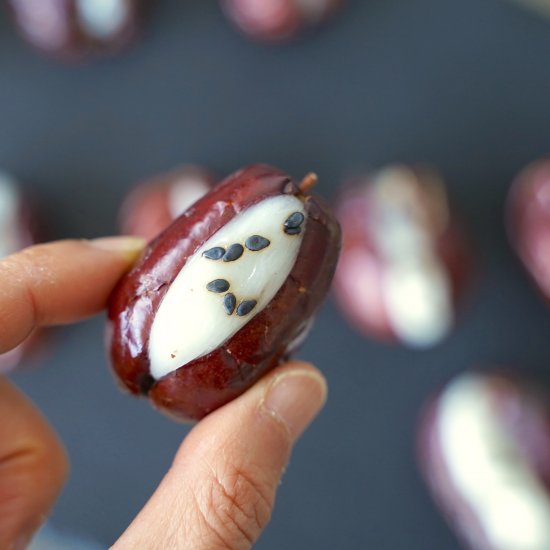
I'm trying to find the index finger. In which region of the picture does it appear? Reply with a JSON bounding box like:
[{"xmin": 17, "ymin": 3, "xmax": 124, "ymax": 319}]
[{"xmin": 0, "ymin": 237, "xmax": 145, "ymax": 353}]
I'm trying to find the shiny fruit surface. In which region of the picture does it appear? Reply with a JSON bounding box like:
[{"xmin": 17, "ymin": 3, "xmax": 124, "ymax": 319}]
[{"xmin": 108, "ymin": 164, "xmax": 341, "ymax": 421}]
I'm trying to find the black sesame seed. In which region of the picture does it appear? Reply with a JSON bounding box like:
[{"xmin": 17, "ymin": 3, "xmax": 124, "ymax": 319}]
[
  {"xmin": 203, "ymin": 247, "xmax": 225, "ymax": 260},
  {"xmin": 284, "ymin": 212, "xmax": 305, "ymax": 229},
  {"xmin": 245, "ymin": 235, "xmax": 270, "ymax": 251},
  {"xmin": 237, "ymin": 300, "xmax": 257, "ymax": 316},
  {"xmin": 223, "ymin": 243, "xmax": 244, "ymax": 262},
  {"xmin": 284, "ymin": 226, "xmax": 302, "ymax": 236},
  {"xmin": 224, "ymin": 293, "xmax": 236, "ymax": 315},
  {"xmin": 206, "ymin": 279, "xmax": 230, "ymax": 293}
]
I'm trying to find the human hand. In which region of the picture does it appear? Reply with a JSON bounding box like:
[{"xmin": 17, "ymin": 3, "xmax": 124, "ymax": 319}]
[{"xmin": 0, "ymin": 237, "xmax": 328, "ymax": 549}]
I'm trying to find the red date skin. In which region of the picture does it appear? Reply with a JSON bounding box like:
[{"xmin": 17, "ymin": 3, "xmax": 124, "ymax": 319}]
[
  {"xmin": 119, "ymin": 166, "xmax": 216, "ymax": 241},
  {"xmin": 418, "ymin": 372, "xmax": 550, "ymax": 550},
  {"xmin": 220, "ymin": 0, "xmax": 345, "ymax": 42},
  {"xmin": 508, "ymin": 158, "xmax": 550, "ymax": 302},
  {"xmin": 108, "ymin": 164, "xmax": 341, "ymax": 421},
  {"xmin": 8, "ymin": 0, "xmax": 146, "ymax": 59},
  {"xmin": 333, "ymin": 168, "xmax": 472, "ymax": 345}
]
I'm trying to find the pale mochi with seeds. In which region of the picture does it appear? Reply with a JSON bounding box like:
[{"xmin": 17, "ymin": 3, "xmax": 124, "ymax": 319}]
[
  {"xmin": 76, "ymin": 0, "xmax": 128, "ymax": 39},
  {"xmin": 148, "ymin": 195, "xmax": 306, "ymax": 379},
  {"xmin": 438, "ymin": 374, "xmax": 550, "ymax": 550}
]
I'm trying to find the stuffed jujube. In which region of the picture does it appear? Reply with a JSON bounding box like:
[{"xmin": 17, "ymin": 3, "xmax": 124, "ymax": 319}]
[
  {"xmin": 418, "ymin": 371, "xmax": 550, "ymax": 550},
  {"xmin": 333, "ymin": 166, "xmax": 472, "ymax": 348},
  {"xmin": 107, "ymin": 164, "xmax": 341, "ymax": 421}
]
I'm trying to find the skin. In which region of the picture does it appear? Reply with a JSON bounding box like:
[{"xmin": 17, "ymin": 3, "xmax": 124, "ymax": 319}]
[{"xmin": 0, "ymin": 237, "xmax": 327, "ymax": 549}]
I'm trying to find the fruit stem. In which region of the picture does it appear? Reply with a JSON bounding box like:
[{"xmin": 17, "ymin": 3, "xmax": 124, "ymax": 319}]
[{"xmin": 299, "ymin": 172, "xmax": 318, "ymax": 194}]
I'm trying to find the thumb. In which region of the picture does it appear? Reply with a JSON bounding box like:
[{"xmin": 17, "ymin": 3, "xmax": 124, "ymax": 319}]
[{"xmin": 113, "ymin": 361, "xmax": 327, "ymax": 550}]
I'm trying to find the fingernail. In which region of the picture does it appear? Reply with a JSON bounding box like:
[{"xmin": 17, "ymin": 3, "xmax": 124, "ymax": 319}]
[
  {"xmin": 88, "ymin": 236, "xmax": 146, "ymax": 261},
  {"xmin": 261, "ymin": 370, "xmax": 327, "ymax": 440}
]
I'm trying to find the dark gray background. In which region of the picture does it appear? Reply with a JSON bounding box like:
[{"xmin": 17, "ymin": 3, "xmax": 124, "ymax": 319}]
[{"xmin": 2, "ymin": 0, "xmax": 550, "ymax": 548}]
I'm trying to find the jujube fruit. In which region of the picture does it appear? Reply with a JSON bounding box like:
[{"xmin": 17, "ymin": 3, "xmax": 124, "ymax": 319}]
[
  {"xmin": 418, "ymin": 370, "xmax": 550, "ymax": 550},
  {"xmin": 333, "ymin": 165, "xmax": 472, "ymax": 348},
  {"xmin": 107, "ymin": 164, "xmax": 341, "ymax": 421}
]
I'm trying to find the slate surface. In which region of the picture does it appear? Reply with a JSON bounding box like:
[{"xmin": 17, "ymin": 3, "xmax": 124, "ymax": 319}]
[{"xmin": 3, "ymin": 0, "xmax": 550, "ymax": 548}]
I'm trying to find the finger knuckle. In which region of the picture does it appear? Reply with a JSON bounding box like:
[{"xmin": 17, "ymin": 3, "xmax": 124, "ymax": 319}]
[{"xmin": 194, "ymin": 460, "xmax": 273, "ymax": 549}]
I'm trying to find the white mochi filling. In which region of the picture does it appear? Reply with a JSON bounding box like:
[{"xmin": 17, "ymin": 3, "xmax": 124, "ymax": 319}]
[
  {"xmin": 438, "ymin": 374, "xmax": 550, "ymax": 550},
  {"xmin": 76, "ymin": 0, "xmax": 128, "ymax": 39},
  {"xmin": 168, "ymin": 177, "xmax": 210, "ymax": 220},
  {"xmin": 0, "ymin": 174, "xmax": 23, "ymax": 259},
  {"xmin": 369, "ymin": 167, "xmax": 453, "ymax": 348},
  {"xmin": 148, "ymin": 194, "xmax": 306, "ymax": 379}
]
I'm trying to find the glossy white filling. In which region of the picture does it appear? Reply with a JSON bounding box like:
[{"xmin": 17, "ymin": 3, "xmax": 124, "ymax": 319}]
[
  {"xmin": 148, "ymin": 194, "xmax": 306, "ymax": 379},
  {"xmin": 438, "ymin": 374, "xmax": 550, "ymax": 550},
  {"xmin": 76, "ymin": 0, "xmax": 128, "ymax": 39},
  {"xmin": 382, "ymin": 255, "xmax": 452, "ymax": 348},
  {"xmin": 370, "ymin": 168, "xmax": 453, "ymax": 347},
  {"xmin": 0, "ymin": 174, "xmax": 23, "ymax": 259},
  {"xmin": 168, "ymin": 177, "xmax": 210, "ymax": 219}
]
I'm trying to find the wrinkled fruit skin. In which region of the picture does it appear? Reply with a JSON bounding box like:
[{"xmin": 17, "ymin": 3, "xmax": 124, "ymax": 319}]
[
  {"xmin": 333, "ymin": 166, "xmax": 472, "ymax": 348},
  {"xmin": 220, "ymin": 0, "xmax": 345, "ymax": 42},
  {"xmin": 108, "ymin": 164, "xmax": 341, "ymax": 421},
  {"xmin": 418, "ymin": 371, "xmax": 550, "ymax": 550},
  {"xmin": 0, "ymin": 172, "xmax": 37, "ymax": 373},
  {"xmin": 8, "ymin": 0, "xmax": 146, "ymax": 59},
  {"xmin": 508, "ymin": 158, "xmax": 550, "ymax": 302},
  {"xmin": 119, "ymin": 166, "xmax": 215, "ymax": 241}
]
